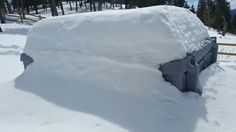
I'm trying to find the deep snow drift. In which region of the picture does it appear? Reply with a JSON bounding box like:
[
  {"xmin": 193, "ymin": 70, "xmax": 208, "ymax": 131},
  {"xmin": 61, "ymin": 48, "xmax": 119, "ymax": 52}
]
[
  {"xmin": 2, "ymin": 6, "xmax": 236, "ymax": 132},
  {"xmin": 13, "ymin": 6, "xmax": 212, "ymax": 132},
  {"xmin": 19, "ymin": 6, "xmax": 209, "ymax": 98}
]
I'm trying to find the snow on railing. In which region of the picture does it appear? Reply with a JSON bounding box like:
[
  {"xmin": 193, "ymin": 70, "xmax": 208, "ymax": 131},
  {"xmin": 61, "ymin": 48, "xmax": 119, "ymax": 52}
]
[{"xmin": 159, "ymin": 38, "xmax": 218, "ymax": 95}]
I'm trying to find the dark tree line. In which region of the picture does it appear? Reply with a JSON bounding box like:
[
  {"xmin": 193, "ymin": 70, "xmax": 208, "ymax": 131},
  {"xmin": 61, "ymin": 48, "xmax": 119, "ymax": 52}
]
[
  {"xmin": 0, "ymin": 0, "xmax": 189, "ymax": 17},
  {"xmin": 0, "ymin": 0, "xmax": 191, "ymax": 31},
  {"xmin": 197, "ymin": 0, "xmax": 233, "ymax": 34}
]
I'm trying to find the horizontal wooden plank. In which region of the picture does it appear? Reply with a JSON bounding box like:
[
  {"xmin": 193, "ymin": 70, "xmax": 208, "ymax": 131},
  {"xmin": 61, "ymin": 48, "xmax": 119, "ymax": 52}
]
[
  {"xmin": 6, "ymin": 14, "xmax": 20, "ymax": 17},
  {"xmin": 27, "ymin": 13, "xmax": 46, "ymax": 19},
  {"xmin": 218, "ymin": 43, "xmax": 236, "ymax": 47},
  {"xmin": 5, "ymin": 18, "xmax": 33, "ymax": 25},
  {"xmin": 218, "ymin": 52, "xmax": 236, "ymax": 56},
  {"xmin": 24, "ymin": 17, "xmax": 38, "ymax": 22},
  {"xmin": 6, "ymin": 13, "xmax": 46, "ymax": 20}
]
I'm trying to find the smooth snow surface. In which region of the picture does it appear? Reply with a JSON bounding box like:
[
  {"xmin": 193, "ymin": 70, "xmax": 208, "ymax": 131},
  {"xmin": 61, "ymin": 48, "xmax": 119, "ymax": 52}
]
[
  {"xmin": 21, "ymin": 6, "xmax": 209, "ymax": 98},
  {"xmin": 25, "ymin": 6, "xmax": 209, "ymax": 67}
]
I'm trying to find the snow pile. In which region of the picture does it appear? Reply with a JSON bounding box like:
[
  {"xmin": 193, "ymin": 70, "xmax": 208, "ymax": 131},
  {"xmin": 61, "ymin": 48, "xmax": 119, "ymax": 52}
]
[
  {"xmin": 0, "ymin": 6, "xmax": 236, "ymax": 132},
  {"xmin": 19, "ymin": 6, "xmax": 209, "ymax": 98}
]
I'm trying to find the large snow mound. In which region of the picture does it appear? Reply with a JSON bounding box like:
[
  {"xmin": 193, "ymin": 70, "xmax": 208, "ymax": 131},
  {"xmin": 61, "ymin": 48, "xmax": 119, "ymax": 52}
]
[{"xmin": 21, "ymin": 6, "xmax": 209, "ymax": 97}]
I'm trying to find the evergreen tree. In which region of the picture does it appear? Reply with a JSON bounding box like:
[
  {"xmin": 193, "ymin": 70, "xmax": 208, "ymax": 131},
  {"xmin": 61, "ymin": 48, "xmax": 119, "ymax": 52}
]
[
  {"xmin": 215, "ymin": 0, "xmax": 231, "ymax": 30},
  {"xmin": 136, "ymin": 0, "xmax": 166, "ymax": 8},
  {"xmin": 197, "ymin": 0, "xmax": 210, "ymax": 26},
  {"xmin": 208, "ymin": 0, "xmax": 216, "ymax": 28},
  {"xmin": 5, "ymin": 0, "xmax": 13, "ymax": 14},
  {"xmin": 232, "ymin": 14, "xmax": 236, "ymax": 31},
  {"xmin": 174, "ymin": 0, "xmax": 185, "ymax": 7},
  {"xmin": 190, "ymin": 5, "xmax": 195, "ymax": 13},
  {"xmin": 183, "ymin": 2, "xmax": 190, "ymax": 9}
]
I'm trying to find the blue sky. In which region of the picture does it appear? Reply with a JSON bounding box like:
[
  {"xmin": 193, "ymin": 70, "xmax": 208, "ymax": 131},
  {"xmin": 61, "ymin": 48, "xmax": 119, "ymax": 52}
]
[
  {"xmin": 187, "ymin": 0, "xmax": 236, "ymax": 9},
  {"xmin": 187, "ymin": 0, "xmax": 197, "ymax": 6}
]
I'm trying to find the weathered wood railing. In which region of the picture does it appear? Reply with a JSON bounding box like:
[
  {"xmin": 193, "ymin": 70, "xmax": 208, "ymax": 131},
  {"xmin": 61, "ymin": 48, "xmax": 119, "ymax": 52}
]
[
  {"xmin": 5, "ymin": 13, "xmax": 46, "ymax": 25},
  {"xmin": 218, "ymin": 43, "xmax": 236, "ymax": 56}
]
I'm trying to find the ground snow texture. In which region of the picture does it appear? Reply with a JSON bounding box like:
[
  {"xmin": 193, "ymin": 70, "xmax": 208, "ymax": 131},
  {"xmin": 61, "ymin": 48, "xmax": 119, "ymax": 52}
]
[{"xmin": 0, "ymin": 6, "xmax": 236, "ymax": 132}]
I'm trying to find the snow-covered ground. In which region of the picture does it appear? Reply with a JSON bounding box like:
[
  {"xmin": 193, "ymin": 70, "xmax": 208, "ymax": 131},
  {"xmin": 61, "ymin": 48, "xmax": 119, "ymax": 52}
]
[
  {"xmin": 1, "ymin": 6, "xmax": 236, "ymax": 132},
  {"xmin": 0, "ymin": 23, "xmax": 28, "ymax": 83}
]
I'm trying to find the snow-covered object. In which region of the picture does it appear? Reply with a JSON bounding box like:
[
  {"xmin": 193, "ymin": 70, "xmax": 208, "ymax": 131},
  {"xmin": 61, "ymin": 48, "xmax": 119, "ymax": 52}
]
[{"xmin": 22, "ymin": 6, "xmax": 209, "ymax": 97}]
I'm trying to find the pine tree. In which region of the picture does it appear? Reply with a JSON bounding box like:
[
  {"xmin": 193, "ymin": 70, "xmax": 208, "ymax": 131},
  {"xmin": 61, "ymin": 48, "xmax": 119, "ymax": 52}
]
[
  {"xmin": 208, "ymin": 0, "xmax": 216, "ymax": 28},
  {"xmin": 136, "ymin": 0, "xmax": 166, "ymax": 8},
  {"xmin": 174, "ymin": 0, "xmax": 185, "ymax": 7},
  {"xmin": 232, "ymin": 14, "xmax": 236, "ymax": 31},
  {"xmin": 5, "ymin": 0, "xmax": 13, "ymax": 14},
  {"xmin": 197, "ymin": 0, "xmax": 210, "ymax": 26},
  {"xmin": 184, "ymin": 2, "xmax": 190, "ymax": 9},
  {"xmin": 215, "ymin": 0, "xmax": 231, "ymax": 30},
  {"xmin": 190, "ymin": 5, "xmax": 195, "ymax": 13}
]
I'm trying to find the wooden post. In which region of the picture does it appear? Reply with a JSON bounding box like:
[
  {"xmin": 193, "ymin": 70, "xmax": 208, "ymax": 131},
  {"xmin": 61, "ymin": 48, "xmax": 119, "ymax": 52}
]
[
  {"xmin": 0, "ymin": 10, "xmax": 5, "ymax": 23},
  {"xmin": 59, "ymin": 0, "xmax": 65, "ymax": 15},
  {"xmin": 39, "ymin": 15, "xmax": 41, "ymax": 20},
  {"xmin": 21, "ymin": 0, "xmax": 26, "ymax": 19},
  {"xmin": 20, "ymin": 13, "xmax": 23, "ymax": 23}
]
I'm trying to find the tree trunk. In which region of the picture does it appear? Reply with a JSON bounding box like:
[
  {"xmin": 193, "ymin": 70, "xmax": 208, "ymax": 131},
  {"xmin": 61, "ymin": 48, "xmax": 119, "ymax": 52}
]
[
  {"xmin": 3, "ymin": 1, "xmax": 6, "ymax": 13},
  {"xmin": 69, "ymin": 0, "xmax": 72, "ymax": 10},
  {"xmin": 111, "ymin": 0, "xmax": 114, "ymax": 9},
  {"xmin": 75, "ymin": 0, "xmax": 78, "ymax": 12},
  {"xmin": 50, "ymin": 0, "xmax": 58, "ymax": 16},
  {"xmin": 222, "ymin": 17, "xmax": 227, "ymax": 36},
  {"xmin": 93, "ymin": 0, "xmax": 96, "ymax": 11},
  {"xmin": 0, "ymin": 0, "xmax": 6, "ymax": 23},
  {"xmin": 21, "ymin": 0, "xmax": 25, "ymax": 19},
  {"xmin": 16, "ymin": 0, "xmax": 20, "ymax": 15},
  {"xmin": 5, "ymin": 0, "xmax": 13, "ymax": 14},
  {"xmin": 79, "ymin": 0, "xmax": 83, "ymax": 8},
  {"xmin": 0, "ymin": 11, "xmax": 5, "ymax": 23},
  {"xmin": 59, "ymin": 0, "xmax": 65, "ymax": 15},
  {"xmin": 33, "ymin": 1, "xmax": 38, "ymax": 14},
  {"xmin": 89, "ymin": 1, "xmax": 92, "ymax": 11},
  {"xmin": 84, "ymin": 2, "xmax": 87, "ymax": 10},
  {"xmin": 98, "ymin": 0, "xmax": 102, "ymax": 11},
  {"xmin": 25, "ymin": 2, "xmax": 29, "ymax": 14},
  {"xmin": 0, "ymin": 26, "xmax": 2, "ymax": 32},
  {"xmin": 42, "ymin": 0, "xmax": 47, "ymax": 11}
]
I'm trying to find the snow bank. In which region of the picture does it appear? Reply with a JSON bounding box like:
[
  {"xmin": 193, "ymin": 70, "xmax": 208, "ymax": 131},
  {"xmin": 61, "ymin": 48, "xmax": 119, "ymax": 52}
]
[
  {"xmin": 6, "ymin": 6, "xmax": 233, "ymax": 132},
  {"xmin": 21, "ymin": 6, "xmax": 209, "ymax": 98}
]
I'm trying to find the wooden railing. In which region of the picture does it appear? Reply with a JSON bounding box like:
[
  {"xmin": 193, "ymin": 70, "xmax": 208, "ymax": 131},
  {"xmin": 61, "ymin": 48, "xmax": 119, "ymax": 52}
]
[
  {"xmin": 218, "ymin": 43, "xmax": 236, "ymax": 56},
  {"xmin": 5, "ymin": 13, "xmax": 46, "ymax": 25}
]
